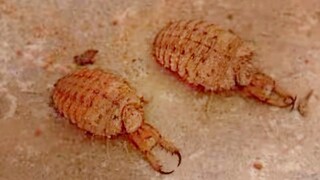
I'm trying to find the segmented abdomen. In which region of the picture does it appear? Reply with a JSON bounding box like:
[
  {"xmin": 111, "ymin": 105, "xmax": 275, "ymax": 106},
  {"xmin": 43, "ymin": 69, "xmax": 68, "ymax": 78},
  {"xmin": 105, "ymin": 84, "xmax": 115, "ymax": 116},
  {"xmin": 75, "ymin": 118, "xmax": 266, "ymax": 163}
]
[
  {"xmin": 52, "ymin": 68, "xmax": 142, "ymax": 136},
  {"xmin": 152, "ymin": 20, "xmax": 246, "ymax": 91}
]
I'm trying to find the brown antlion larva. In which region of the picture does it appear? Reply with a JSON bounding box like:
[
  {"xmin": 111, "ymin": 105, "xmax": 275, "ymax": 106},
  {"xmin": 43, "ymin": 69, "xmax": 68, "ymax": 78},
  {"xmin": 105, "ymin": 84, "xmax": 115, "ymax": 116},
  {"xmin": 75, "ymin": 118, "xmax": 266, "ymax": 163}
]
[
  {"xmin": 152, "ymin": 20, "xmax": 296, "ymax": 108},
  {"xmin": 52, "ymin": 68, "xmax": 181, "ymax": 174}
]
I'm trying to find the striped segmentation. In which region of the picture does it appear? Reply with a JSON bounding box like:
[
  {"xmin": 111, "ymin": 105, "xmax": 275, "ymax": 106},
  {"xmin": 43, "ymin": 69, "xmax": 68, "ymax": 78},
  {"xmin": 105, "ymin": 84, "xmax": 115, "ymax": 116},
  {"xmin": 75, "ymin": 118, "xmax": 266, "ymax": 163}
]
[
  {"xmin": 152, "ymin": 20, "xmax": 254, "ymax": 91},
  {"xmin": 52, "ymin": 68, "xmax": 143, "ymax": 136},
  {"xmin": 52, "ymin": 68, "xmax": 182, "ymax": 174}
]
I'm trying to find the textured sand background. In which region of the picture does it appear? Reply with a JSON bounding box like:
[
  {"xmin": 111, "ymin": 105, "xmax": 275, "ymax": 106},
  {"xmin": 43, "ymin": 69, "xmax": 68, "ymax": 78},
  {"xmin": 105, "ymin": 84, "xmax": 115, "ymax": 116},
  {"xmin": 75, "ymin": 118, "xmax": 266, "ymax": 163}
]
[{"xmin": 0, "ymin": 0, "xmax": 320, "ymax": 179}]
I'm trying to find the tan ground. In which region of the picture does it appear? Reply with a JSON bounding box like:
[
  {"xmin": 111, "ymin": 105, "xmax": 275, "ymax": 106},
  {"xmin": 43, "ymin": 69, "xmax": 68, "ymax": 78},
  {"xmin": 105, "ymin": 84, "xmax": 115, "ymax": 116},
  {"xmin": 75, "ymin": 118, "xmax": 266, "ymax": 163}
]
[{"xmin": 0, "ymin": 0, "xmax": 320, "ymax": 179}]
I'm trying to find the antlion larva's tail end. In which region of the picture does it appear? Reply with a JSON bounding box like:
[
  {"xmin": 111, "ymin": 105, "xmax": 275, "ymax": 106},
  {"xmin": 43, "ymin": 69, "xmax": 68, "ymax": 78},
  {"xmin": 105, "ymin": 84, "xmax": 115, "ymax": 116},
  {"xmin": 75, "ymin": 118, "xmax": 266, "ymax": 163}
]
[
  {"xmin": 240, "ymin": 72, "xmax": 296, "ymax": 109},
  {"xmin": 128, "ymin": 123, "xmax": 181, "ymax": 174}
]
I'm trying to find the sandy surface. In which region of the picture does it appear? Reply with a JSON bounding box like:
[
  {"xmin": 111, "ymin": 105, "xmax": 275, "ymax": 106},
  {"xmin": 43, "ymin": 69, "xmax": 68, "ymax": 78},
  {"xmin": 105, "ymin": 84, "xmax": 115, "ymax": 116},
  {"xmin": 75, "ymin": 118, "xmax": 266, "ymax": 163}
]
[{"xmin": 0, "ymin": 0, "xmax": 320, "ymax": 179}]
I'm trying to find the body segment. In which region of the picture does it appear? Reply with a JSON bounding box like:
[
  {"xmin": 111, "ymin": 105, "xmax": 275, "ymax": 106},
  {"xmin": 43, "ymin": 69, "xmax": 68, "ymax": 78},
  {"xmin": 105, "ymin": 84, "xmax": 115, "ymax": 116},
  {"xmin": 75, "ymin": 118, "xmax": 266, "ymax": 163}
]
[
  {"xmin": 52, "ymin": 68, "xmax": 181, "ymax": 174},
  {"xmin": 52, "ymin": 68, "xmax": 142, "ymax": 136},
  {"xmin": 153, "ymin": 20, "xmax": 296, "ymax": 108},
  {"xmin": 153, "ymin": 20, "xmax": 254, "ymax": 91}
]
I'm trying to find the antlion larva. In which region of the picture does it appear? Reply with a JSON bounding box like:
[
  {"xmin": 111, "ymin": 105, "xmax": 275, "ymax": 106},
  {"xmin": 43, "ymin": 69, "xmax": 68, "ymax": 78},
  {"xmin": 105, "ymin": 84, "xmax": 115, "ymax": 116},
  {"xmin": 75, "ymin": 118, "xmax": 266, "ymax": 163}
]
[
  {"xmin": 152, "ymin": 20, "xmax": 296, "ymax": 108},
  {"xmin": 52, "ymin": 68, "xmax": 181, "ymax": 174}
]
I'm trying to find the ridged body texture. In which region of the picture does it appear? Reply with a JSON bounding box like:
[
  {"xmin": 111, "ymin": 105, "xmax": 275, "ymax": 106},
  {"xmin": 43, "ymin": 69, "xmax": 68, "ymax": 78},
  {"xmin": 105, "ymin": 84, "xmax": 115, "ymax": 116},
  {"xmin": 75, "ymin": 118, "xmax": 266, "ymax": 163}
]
[
  {"xmin": 52, "ymin": 68, "xmax": 181, "ymax": 174},
  {"xmin": 153, "ymin": 20, "xmax": 296, "ymax": 108},
  {"xmin": 153, "ymin": 20, "xmax": 255, "ymax": 91},
  {"xmin": 52, "ymin": 68, "xmax": 143, "ymax": 136}
]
